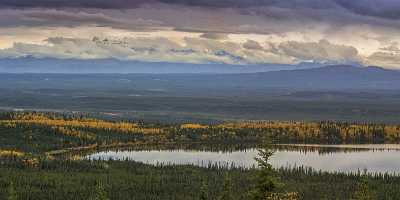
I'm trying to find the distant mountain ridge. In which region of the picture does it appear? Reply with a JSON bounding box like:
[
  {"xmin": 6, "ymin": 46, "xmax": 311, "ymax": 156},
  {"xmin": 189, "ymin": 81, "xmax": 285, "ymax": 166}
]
[
  {"xmin": 0, "ymin": 64, "xmax": 399, "ymax": 91},
  {"xmin": 0, "ymin": 57, "xmax": 323, "ymax": 74},
  {"xmin": 239, "ymin": 64, "xmax": 400, "ymax": 90}
]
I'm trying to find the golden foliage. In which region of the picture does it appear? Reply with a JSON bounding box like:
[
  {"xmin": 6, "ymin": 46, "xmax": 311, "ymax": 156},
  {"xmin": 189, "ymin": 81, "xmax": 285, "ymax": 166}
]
[
  {"xmin": 51, "ymin": 126, "xmax": 96, "ymax": 140},
  {"xmin": 218, "ymin": 121, "xmax": 400, "ymax": 141},
  {"xmin": 267, "ymin": 192, "xmax": 299, "ymax": 200},
  {"xmin": 23, "ymin": 157, "xmax": 40, "ymax": 168},
  {"xmin": 180, "ymin": 124, "xmax": 209, "ymax": 129},
  {"xmin": 0, "ymin": 150, "xmax": 24, "ymax": 157},
  {"xmin": 1, "ymin": 113, "xmax": 162, "ymax": 134}
]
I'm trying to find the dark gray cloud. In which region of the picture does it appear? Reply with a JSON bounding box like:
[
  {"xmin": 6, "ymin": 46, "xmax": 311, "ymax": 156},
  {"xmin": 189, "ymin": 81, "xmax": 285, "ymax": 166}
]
[
  {"xmin": 0, "ymin": 0, "xmax": 281, "ymax": 9},
  {"xmin": 158, "ymin": 0, "xmax": 338, "ymax": 9},
  {"xmin": 1, "ymin": 0, "xmax": 399, "ymax": 21},
  {"xmin": 0, "ymin": 0, "xmax": 337, "ymax": 10},
  {"xmin": 0, "ymin": 0, "xmax": 150, "ymax": 9},
  {"xmin": 24, "ymin": 10, "xmax": 122, "ymax": 24},
  {"xmin": 334, "ymin": 0, "xmax": 400, "ymax": 20}
]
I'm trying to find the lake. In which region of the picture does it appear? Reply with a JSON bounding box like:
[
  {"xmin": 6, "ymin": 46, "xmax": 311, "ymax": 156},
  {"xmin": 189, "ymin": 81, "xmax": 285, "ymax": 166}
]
[{"xmin": 85, "ymin": 144, "xmax": 400, "ymax": 174}]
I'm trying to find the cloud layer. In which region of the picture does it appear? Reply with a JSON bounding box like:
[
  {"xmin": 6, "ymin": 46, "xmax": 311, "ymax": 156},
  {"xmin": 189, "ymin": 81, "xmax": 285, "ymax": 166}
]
[
  {"xmin": 2, "ymin": 0, "xmax": 400, "ymax": 21},
  {"xmin": 1, "ymin": 0, "xmax": 400, "ymax": 68},
  {"xmin": 1, "ymin": 0, "xmax": 398, "ymax": 18}
]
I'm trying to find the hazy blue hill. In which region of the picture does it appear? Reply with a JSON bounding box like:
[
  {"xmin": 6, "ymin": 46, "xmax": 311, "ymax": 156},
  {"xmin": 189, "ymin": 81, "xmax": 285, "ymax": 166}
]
[
  {"xmin": 0, "ymin": 57, "xmax": 319, "ymax": 74},
  {"xmin": 0, "ymin": 64, "xmax": 399, "ymax": 91},
  {"xmin": 1, "ymin": 64, "xmax": 400, "ymax": 122},
  {"xmin": 165, "ymin": 64, "xmax": 400, "ymax": 90},
  {"xmin": 234, "ymin": 65, "xmax": 400, "ymax": 90}
]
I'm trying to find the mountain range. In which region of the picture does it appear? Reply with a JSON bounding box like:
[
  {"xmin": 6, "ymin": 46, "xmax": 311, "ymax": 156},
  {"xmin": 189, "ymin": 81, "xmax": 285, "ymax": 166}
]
[
  {"xmin": 0, "ymin": 57, "xmax": 324, "ymax": 74},
  {"xmin": 0, "ymin": 61, "xmax": 399, "ymax": 91}
]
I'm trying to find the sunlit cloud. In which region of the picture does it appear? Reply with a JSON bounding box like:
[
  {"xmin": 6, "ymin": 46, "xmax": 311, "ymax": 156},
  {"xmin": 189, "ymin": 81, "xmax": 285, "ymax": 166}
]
[{"xmin": 0, "ymin": 0, "xmax": 400, "ymax": 68}]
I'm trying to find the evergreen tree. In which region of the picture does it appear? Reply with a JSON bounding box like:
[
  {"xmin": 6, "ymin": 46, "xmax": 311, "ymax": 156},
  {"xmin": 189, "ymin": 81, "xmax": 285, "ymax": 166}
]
[
  {"xmin": 7, "ymin": 182, "xmax": 18, "ymax": 200},
  {"xmin": 250, "ymin": 141, "xmax": 282, "ymax": 200},
  {"xmin": 199, "ymin": 180, "xmax": 209, "ymax": 200},
  {"xmin": 218, "ymin": 175, "xmax": 234, "ymax": 200},
  {"xmin": 352, "ymin": 177, "xmax": 376, "ymax": 200},
  {"xmin": 90, "ymin": 181, "xmax": 109, "ymax": 200}
]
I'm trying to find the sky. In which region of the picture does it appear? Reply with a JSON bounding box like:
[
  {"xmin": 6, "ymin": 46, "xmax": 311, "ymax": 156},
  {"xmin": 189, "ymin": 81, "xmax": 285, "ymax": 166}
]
[{"xmin": 1, "ymin": 0, "xmax": 400, "ymax": 69}]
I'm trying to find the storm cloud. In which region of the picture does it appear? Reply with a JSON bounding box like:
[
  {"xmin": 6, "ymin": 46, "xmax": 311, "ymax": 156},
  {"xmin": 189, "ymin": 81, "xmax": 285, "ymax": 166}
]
[
  {"xmin": 0, "ymin": 0, "xmax": 399, "ymax": 21},
  {"xmin": 0, "ymin": 0, "xmax": 151, "ymax": 9},
  {"xmin": 1, "ymin": 0, "xmax": 400, "ymax": 68}
]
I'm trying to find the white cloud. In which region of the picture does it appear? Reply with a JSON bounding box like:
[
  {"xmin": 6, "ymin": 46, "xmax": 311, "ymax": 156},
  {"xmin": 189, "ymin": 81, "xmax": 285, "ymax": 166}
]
[
  {"xmin": 0, "ymin": 36, "xmax": 293, "ymax": 64},
  {"xmin": 278, "ymin": 40, "xmax": 360, "ymax": 63},
  {"xmin": 365, "ymin": 52, "xmax": 400, "ymax": 69},
  {"xmin": 1, "ymin": 30, "xmax": 400, "ymax": 68},
  {"xmin": 243, "ymin": 40, "xmax": 263, "ymax": 50}
]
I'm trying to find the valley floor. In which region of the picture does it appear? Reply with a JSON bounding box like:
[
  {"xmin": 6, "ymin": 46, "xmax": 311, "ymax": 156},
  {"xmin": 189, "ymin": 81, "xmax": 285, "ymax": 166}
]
[{"xmin": 1, "ymin": 112, "xmax": 400, "ymax": 199}]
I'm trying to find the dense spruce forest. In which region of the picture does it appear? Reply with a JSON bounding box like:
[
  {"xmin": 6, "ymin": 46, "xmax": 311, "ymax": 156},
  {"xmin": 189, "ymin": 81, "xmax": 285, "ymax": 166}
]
[
  {"xmin": 1, "ymin": 112, "xmax": 400, "ymax": 156},
  {"xmin": 1, "ymin": 112, "xmax": 400, "ymax": 199},
  {"xmin": 1, "ymin": 158, "xmax": 396, "ymax": 200}
]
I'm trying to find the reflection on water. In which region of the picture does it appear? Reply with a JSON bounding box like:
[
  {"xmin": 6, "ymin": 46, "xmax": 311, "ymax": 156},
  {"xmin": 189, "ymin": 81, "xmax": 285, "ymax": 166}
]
[{"xmin": 85, "ymin": 144, "xmax": 400, "ymax": 174}]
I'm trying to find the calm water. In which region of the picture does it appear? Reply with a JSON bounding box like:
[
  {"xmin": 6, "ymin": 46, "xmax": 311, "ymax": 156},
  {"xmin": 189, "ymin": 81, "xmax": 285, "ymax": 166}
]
[{"xmin": 86, "ymin": 144, "xmax": 400, "ymax": 174}]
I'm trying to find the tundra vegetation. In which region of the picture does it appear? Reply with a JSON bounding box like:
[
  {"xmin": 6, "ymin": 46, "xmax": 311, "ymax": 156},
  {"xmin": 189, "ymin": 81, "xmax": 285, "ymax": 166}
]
[{"xmin": 0, "ymin": 112, "xmax": 398, "ymax": 199}]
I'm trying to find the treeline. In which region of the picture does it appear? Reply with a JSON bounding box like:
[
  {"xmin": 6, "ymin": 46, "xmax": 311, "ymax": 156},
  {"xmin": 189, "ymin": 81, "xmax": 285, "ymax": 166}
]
[
  {"xmin": 1, "ymin": 112, "xmax": 400, "ymax": 155},
  {"xmin": 203, "ymin": 121, "xmax": 400, "ymax": 144},
  {"xmin": 169, "ymin": 121, "xmax": 400, "ymax": 144},
  {"xmin": 0, "ymin": 157, "xmax": 398, "ymax": 200}
]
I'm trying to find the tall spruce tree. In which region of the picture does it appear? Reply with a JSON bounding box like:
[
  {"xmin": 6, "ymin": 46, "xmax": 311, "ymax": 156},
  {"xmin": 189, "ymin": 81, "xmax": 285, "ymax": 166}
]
[
  {"xmin": 7, "ymin": 182, "xmax": 18, "ymax": 200},
  {"xmin": 218, "ymin": 175, "xmax": 234, "ymax": 200},
  {"xmin": 352, "ymin": 177, "xmax": 376, "ymax": 200},
  {"xmin": 200, "ymin": 180, "xmax": 209, "ymax": 200},
  {"xmin": 250, "ymin": 140, "xmax": 282, "ymax": 200},
  {"xmin": 90, "ymin": 181, "xmax": 109, "ymax": 200}
]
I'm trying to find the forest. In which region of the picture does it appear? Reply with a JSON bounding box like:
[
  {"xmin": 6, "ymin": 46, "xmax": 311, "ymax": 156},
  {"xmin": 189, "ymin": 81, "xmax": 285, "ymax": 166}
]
[
  {"xmin": 1, "ymin": 112, "xmax": 400, "ymax": 199},
  {"xmin": 1, "ymin": 112, "xmax": 400, "ymax": 155}
]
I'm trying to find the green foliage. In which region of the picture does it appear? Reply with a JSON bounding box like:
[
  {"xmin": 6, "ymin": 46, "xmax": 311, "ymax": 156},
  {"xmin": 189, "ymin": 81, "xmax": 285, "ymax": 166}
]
[
  {"xmin": 1, "ymin": 112, "xmax": 400, "ymax": 199},
  {"xmin": 0, "ymin": 159, "xmax": 399, "ymax": 199},
  {"xmin": 90, "ymin": 182, "xmax": 109, "ymax": 200},
  {"xmin": 352, "ymin": 177, "xmax": 376, "ymax": 200},
  {"xmin": 199, "ymin": 180, "xmax": 209, "ymax": 200},
  {"xmin": 7, "ymin": 182, "xmax": 18, "ymax": 200},
  {"xmin": 218, "ymin": 175, "xmax": 234, "ymax": 200},
  {"xmin": 0, "ymin": 159, "xmax": 254, "ymax": 200},
  {"xmin": 250, "ymin": 143, "xmax": 282, "ymax": 200},
  {"xmin": 1, "ymin": 112, "xmax": 400, "ymax": 158}
]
